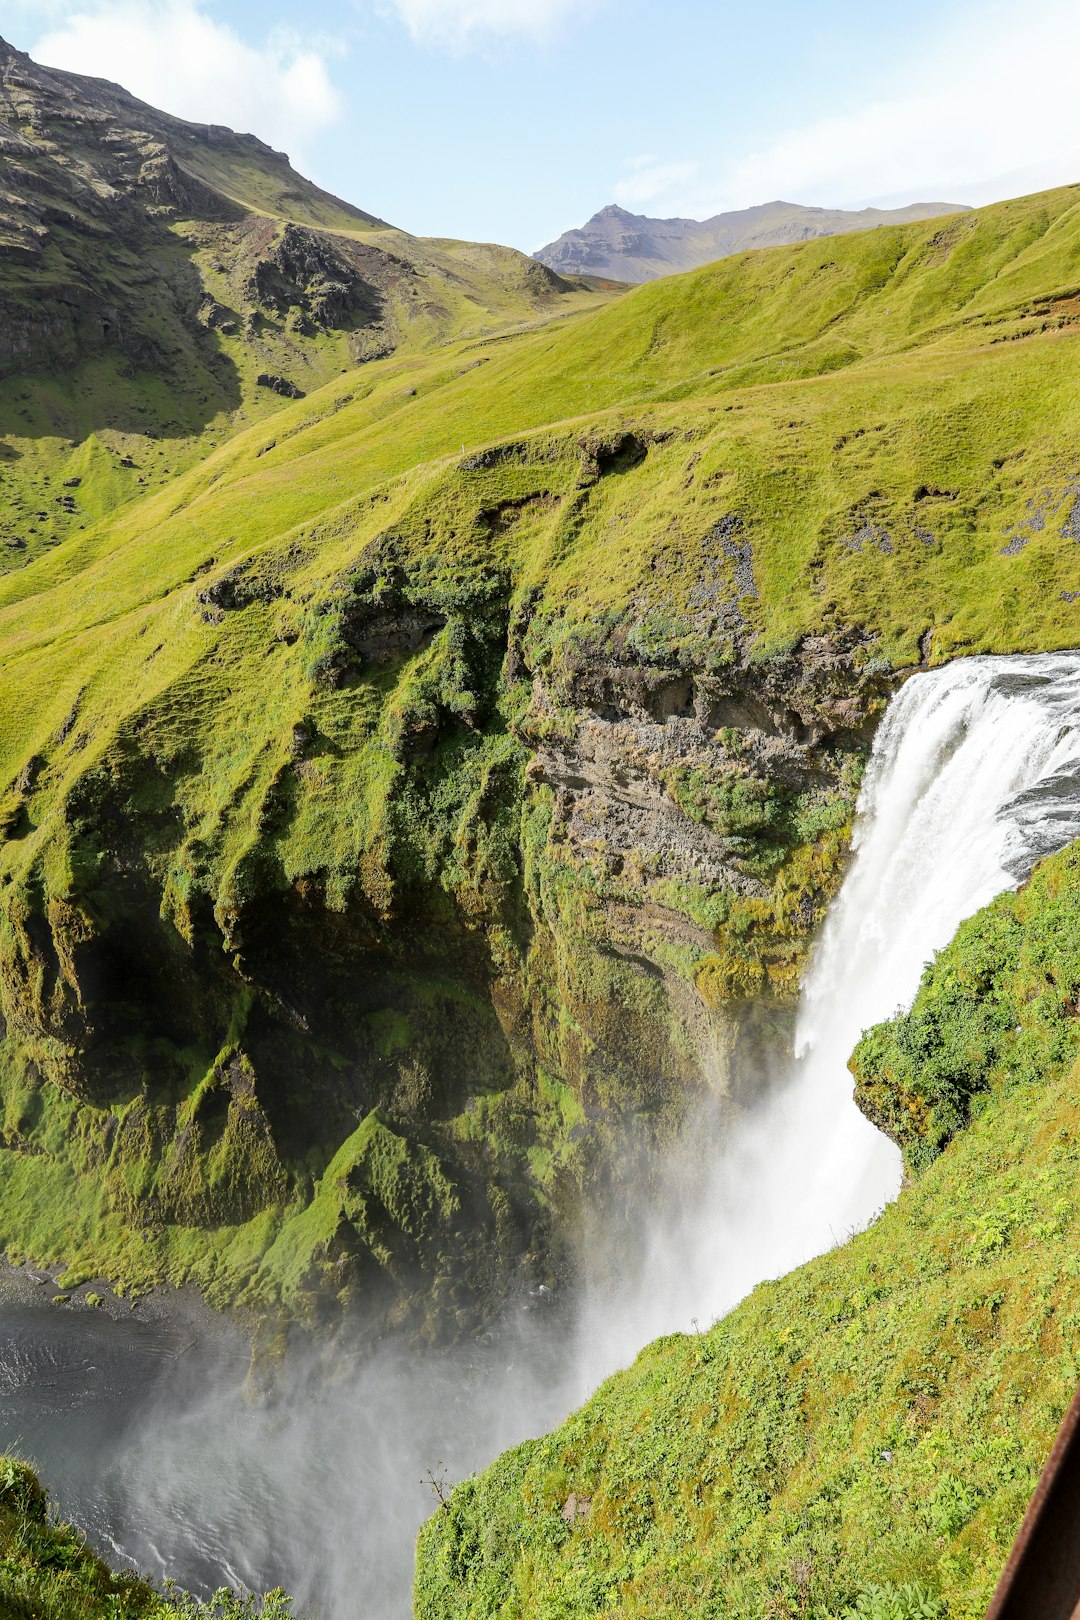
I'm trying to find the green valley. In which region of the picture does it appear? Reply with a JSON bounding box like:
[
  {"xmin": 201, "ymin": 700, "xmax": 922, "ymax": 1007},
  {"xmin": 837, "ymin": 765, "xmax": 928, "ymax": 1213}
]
[
  {"xmin": 1, "ymin": 165, "xmax": 1078, "ymax": 1330},
  {"xmin": 1, "ymin": 29, "xmax": 1080, "ymax": 1620}
]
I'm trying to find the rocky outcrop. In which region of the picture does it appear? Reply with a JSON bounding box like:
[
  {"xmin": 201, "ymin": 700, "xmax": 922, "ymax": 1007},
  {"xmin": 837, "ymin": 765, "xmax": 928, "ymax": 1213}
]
[
  {"xmin": 243, "ymin": 223, "xmax": 389, "ymax": 332},
  {"xmin": 530, "ymin": 632, "xmax": 877, "ymax": 896},
  {"xmin": 257, "ymin": 372, "xmax": 305, "ymax": 399}
]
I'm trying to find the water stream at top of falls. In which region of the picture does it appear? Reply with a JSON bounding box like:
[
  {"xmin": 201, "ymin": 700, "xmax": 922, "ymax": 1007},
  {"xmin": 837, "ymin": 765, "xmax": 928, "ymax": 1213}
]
[{"xmin": 3, "ymin": 652, "xmax": 1080, "ymax": 1618}]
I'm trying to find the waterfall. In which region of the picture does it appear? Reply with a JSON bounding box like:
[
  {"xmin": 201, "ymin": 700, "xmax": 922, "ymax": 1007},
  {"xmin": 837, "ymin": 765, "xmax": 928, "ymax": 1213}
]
[
  {"xmin": 577, "ymin": 651, "xmax": 1080, "ymax": 1385},
  {"xmin": 5, "ymin": 653, "xmax": 1080, "ymax": 1619}
]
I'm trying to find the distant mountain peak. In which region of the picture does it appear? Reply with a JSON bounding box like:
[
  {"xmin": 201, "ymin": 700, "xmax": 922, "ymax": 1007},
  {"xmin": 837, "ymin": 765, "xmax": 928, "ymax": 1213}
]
[{"xmin": 537, "ymin": 197, "xmax": 971, "ymax": 283}]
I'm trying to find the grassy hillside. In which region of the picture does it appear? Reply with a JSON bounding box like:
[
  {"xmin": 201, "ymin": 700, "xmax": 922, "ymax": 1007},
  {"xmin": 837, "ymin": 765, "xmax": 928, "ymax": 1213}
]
[
  {"xmin": 0, "ymin": 182, "xmax": 1078, "ymax": 1330},
  {"xmin": 0, "ymin": 186, "xmax": 1077, "ymax": 686},
  {"xmin": 415, "ymin": 841, "xmax": 1080, "ymax": 1620},
  {"xmin": 10, "ymin": 181, "xmax": 1076, "ymax": 648}
]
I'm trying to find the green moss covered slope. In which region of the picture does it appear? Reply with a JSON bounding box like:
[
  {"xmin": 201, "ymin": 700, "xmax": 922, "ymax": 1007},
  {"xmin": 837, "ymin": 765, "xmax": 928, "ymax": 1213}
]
[{"xmin": 415, "ymin": 842, "xmax": 1080, "ymax": 1620}]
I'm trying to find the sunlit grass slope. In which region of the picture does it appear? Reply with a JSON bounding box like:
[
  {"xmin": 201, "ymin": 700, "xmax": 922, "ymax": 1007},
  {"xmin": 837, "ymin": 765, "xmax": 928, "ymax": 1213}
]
[
  {"xmin": 0, "ymin": 183, "xmax": 1079, "ymax": 1316},
  {"xmin": 6, "ymin": 183, "xmax": 1080, "ymax": 650},
  {"xmin": 416, "ymin": 842, "xmax": 1080, "ymax": 1620},
  {"xmin": 0, "ymin": 253, "xmax": 606, "ymax": 569}
]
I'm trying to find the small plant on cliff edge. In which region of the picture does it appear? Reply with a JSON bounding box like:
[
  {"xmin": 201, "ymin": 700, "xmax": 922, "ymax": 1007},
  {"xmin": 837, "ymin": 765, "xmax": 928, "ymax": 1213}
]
[{"xmin": 422, "ymin": 1462, "xmax": 452, "ymax": 1510}]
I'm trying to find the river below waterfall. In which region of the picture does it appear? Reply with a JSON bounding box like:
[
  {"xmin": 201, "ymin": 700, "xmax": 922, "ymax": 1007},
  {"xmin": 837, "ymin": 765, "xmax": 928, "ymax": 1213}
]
[
  {"xmin": 3, "ymin": 652, "xmax": 1080, "ymax": 1618},
  {"xmin": 0, "ymin": 1277, "xmax": 573, "ymax": 1614}
]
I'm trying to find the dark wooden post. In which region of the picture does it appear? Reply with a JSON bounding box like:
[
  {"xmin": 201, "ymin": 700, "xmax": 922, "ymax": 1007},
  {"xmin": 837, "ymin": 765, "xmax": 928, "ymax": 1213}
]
[{"xmin": 986, "ymin": 1385, "xmax": 1080, "ymax": 1618}]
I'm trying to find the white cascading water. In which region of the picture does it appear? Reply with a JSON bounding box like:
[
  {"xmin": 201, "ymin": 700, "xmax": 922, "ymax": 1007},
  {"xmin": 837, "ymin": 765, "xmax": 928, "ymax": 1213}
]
[
  {"xmin": 4, "ymin": 653, "xmax": 1080, "ymax": 1619},
  {"xmin": 577, "ymin": 651, "xmax": 1080, "ymax": 1385}
]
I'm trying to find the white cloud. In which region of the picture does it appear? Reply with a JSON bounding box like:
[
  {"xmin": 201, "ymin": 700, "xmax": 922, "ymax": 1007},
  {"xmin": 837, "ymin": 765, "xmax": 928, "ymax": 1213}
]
[
  {"xmin": 30, "ymin": 1, "xmax": 342, "ymax": 162},
  {"xmin": 614, "ymin": 160, "xmax": 699, "ymax": 211},
  {"xmin": 605, "ymin": 0, "xmax": 1080, "ymax": 220},
  {"xmin": 2, "ymin": 0, "xmax": 77, "ymax": 18},
  {"xmin": 387, "ymin": 0, "xmax": 598, "ymax": 50}
]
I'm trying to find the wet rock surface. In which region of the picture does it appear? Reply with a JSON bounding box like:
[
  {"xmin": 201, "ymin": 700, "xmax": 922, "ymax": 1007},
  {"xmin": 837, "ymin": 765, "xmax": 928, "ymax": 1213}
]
[{"xmin": 526, "ymin": 631, "xmax": 883, "ymax": 932}]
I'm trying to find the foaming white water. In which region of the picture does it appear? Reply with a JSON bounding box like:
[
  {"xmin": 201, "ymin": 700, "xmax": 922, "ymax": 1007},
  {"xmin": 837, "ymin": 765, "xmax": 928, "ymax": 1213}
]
[{"xmin": 576, "ymin": 652, "xmax": 1080, "ymax": 1384}]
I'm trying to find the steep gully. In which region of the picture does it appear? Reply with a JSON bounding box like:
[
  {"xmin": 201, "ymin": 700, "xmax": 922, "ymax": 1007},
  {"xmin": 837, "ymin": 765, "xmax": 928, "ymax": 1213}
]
[{"xmin": 2, "ymin": 653, "xmax": 1080, "ymax": 1617}]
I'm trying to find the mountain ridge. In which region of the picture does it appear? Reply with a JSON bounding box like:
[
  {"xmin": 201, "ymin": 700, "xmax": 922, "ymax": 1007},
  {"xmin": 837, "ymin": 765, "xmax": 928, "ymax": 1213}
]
[
  {"xmin": 536, "ymin": 196, "xmax": 972, "ymax": 282},
  {"xmin": 0, "ymin": 32, "xmax": 386, "ymax": 233},
  {"xmin": 0, "ymin": 34, "xmax": 607, "ymax": 566}
]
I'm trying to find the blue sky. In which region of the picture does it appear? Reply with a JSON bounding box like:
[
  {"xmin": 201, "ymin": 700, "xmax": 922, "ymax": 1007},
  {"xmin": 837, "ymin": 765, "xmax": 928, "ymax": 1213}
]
[{"xmin": 4, "ymin": 0, "xmax": 1080, "ymax": 251}]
